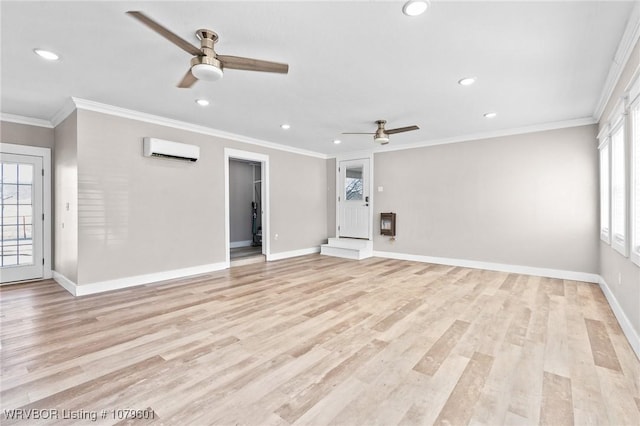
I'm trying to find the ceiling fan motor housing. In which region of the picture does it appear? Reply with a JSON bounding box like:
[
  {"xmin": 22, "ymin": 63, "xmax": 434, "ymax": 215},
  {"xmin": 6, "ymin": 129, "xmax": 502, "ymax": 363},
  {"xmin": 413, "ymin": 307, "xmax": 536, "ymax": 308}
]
[{"xmin": 191, "ymin": 30, "xmax": 223, "ymax": 80}]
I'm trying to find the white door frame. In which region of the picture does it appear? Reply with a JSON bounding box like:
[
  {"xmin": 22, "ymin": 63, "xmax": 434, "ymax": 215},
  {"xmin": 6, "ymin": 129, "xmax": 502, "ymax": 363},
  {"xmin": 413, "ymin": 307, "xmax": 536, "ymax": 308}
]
[
  {"xmin": 0, "ymin": 143, "xmax": 52, "ymax": 283},
  {"xmin": 335, "ymin": 151, "xmax": 374, "ymax": 240},
  {"xmin": 224, "ymin": 148, "xmax": 269, "ymax": 266}
]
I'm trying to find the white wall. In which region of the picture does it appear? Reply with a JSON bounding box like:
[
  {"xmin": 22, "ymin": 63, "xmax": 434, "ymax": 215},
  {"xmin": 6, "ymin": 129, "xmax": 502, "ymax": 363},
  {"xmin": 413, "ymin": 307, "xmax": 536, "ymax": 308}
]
[
  {"xmin": 53, "ymin": 112, "xmax": 78, "ymax": 282},
  {"xmin": 68, "ymin": 109, "xmax": 327, "ymax": 286},
  {"xmin": 372, "ymin": 124, "xmax": 599, "ymax": 274},
  {"xmin": 326, "ymin": 157, "xmax": 336, "ymax": 238},
  {"xmin": 1, "ymin": 121, "xmax": 54, "ymax": 149}
]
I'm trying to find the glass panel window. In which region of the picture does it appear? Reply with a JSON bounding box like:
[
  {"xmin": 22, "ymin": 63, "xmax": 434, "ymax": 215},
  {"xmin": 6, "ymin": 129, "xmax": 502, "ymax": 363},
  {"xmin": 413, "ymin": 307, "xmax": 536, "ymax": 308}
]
[
  {"xmin": 345, "ymin": 166, "xmax": 363, "ymax": 200},
  {"xmin": 610, "ymin": 121, "xmax": 627, "ymax": 256},
  {"xmin": 1, "ymin": 161, "xmax": 35, "ymax": 266},
  {"xmin": 18, "ymin": 164, "xmax": 33, "ymax": 184},
  {"xmin": 2, "ymin": 163, "xmax": 17, "ymax": 184},
  {"xmin": 18, "ymin": 184, "xmax": 32, "ymax": 205},
  {"xmin": 631, "ymin": 101, "xmax": 640, "ymax": 265},
  {"xmin": 600, "ymin": 143, "xmax": 610, "ymax": 243},
  {"xmin": 2, "ymin": 184, "xmax": 18, "ymax": 204}
]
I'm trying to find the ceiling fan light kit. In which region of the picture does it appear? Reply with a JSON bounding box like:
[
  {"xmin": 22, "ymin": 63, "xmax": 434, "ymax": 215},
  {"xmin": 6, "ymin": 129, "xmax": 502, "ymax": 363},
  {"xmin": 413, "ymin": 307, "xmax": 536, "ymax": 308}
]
[{"xmin": 191, "ymin": 62, "xmax": 223, "ymax": 81}]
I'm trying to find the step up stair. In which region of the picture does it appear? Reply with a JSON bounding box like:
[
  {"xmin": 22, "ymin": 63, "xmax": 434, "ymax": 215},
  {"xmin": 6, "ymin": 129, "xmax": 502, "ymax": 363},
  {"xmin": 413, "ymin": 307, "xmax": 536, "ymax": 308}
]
[{"xmin": 320, "ymin": 237, "xmax": 373, "ymax": 260}]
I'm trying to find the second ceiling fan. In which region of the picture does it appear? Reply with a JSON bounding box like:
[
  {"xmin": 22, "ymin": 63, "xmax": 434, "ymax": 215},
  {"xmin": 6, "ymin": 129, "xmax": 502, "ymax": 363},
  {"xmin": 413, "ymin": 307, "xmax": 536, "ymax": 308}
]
[
  {"xmin": 343, "ymin": 120, "xmax": 419, "ymax": 145},
  {"xmin": 127, "ymin": 11, "xmax": 289, "ymax": 88}
]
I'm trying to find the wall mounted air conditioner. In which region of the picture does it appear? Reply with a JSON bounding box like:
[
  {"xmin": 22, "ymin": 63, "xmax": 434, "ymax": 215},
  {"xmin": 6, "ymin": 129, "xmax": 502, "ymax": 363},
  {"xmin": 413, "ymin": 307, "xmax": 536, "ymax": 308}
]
[{"xmin": 143, "ymin": 137, "xmax": 200, "ymax": 162}]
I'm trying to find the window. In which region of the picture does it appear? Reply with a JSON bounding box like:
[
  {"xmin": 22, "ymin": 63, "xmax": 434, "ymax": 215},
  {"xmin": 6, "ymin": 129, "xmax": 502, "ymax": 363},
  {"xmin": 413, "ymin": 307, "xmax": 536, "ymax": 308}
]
[
  {"xmin": 1, "ymin": 162, "xmax": 34, "ymax": 267},
  {"xmin": 610, "ymin": 119, "xmax": 627, "ymax": 256},
  {"xmin": 631, "ymin": 99, "xmax": 640, "ymax": 265},
  {"xmin": 345, "ymin": 166, "xmax": 363, "ymax": 200},
  {"xmin": 599, "ymin": 140, "xmax": 610, "ymax": 243}
]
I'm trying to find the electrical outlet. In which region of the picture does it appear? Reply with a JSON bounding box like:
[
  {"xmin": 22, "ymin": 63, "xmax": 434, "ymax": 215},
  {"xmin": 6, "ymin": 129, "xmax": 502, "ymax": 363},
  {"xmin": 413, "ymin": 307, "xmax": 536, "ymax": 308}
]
[{"xmin": 274, "ymin": 233, "xmax": 279, "ymax": 241}]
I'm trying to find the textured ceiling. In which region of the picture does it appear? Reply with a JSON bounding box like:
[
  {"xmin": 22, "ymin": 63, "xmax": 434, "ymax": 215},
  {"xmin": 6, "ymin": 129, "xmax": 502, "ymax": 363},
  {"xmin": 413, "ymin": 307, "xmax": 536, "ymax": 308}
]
[{"xmin": 1, "ymin": 1, "xmax": 636, "ymax": 155}]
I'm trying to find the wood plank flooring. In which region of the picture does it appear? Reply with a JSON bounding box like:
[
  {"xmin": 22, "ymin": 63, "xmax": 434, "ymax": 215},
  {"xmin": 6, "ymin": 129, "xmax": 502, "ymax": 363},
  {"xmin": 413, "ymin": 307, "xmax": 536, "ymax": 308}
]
[{"xmin": 1, "ymin": 254, "xmax": 638, "ymax": 425}]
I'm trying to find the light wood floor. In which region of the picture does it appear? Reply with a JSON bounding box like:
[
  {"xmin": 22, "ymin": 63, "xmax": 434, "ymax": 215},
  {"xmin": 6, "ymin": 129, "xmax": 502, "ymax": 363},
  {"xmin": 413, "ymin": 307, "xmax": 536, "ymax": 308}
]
[
  {"xmin": 1, "ymin": 255, "xmax": 639, "ymax": 425},
  {"xmin": 230, "ymin": 245, "xmax": 263, "ymax": 260}
]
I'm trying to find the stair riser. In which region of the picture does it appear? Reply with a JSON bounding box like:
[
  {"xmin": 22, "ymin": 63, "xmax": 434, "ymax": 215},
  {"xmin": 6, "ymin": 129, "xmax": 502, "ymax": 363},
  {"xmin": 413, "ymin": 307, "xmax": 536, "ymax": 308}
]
[
  {"xmin": 327, "ymin": 238, "xmax": 371, "ymax": 250},
  {"xmin": 320, "ymin": 245, "xmax": 370, "ymax": 260}
]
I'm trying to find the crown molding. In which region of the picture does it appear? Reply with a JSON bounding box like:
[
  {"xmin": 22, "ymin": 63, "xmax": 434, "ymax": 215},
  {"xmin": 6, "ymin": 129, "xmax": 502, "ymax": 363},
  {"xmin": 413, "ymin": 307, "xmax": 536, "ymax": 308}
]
[
  {"xmin": 0, "ymin": 113, "xmax": 53, "ymax": 128},
  {"xmin": 593, "ymin": 0, "xmax": 640, "ymax": 121},
  {"xmin": 371, "ymin": 116, "xmax": 597, "ymax": 154},
  {"xmin": 6, "ymin": 100, "xmax": 599, "ymax": 160},
  {"xmin": 62, "ymin": 98, "xmax": 328, "ymax": 160},
  {"xmin": 50, "ymin": 98, "xmax": 77, "ymax": 128}
]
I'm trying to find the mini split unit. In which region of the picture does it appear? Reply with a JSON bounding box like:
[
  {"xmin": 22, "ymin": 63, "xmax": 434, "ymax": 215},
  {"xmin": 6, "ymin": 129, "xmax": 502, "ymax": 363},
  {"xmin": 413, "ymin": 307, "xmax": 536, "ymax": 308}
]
[{"xmin": 143, "ymin": 137, "xmax": 200, "ymax": 162}]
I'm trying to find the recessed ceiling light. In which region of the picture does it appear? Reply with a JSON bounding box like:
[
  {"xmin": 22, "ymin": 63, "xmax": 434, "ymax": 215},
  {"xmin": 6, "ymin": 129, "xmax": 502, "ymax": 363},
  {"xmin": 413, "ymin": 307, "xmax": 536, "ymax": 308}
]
[
  {"xmin": 280, "ymin": 124, "xmax": 291, "ymax": 130},
  {"xmin": 195, "ymin": 99, "xmax": 210, "ymax": 107},
  {"xmin": 333, "ymin": 139, "xmax": 342, "ymax": 145},
  {"xmin": 403, "ymin": 0, "xmax": 429, "ymax": 16},
  {"xmin": 458, "ymin": 77, "xmax": 476, "ymax": 86},
  {"xmin": 484, "ymin": 112, "xmax": 497, "ymax": 119},
  {"xmin": 33, "ymin": 48, "xmax": 59, "ymax": 61}
]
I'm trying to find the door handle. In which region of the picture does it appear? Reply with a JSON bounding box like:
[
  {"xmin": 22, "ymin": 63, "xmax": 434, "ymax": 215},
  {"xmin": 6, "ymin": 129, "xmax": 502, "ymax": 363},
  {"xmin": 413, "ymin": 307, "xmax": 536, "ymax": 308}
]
[{"xmin": 365, "ymin": 196, "xmax": 369, "ymax": 202}]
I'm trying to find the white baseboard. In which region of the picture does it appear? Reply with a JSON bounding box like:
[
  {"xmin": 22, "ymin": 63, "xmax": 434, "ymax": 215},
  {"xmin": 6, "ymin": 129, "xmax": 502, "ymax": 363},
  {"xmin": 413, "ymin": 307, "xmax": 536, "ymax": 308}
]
[
  {"xmin": 53, "ymin": 271, "xmax": 78, "ymax": 296},
  {"xmin": 372, "ymin": 250, "xmax": 600, "ymax": 283},
  {"xmin": 598, "ymin": 276, "xmax": 640, "ymax": 360},
  {"xmin": 267, "ymin": 247, "xmax": 320, "ymax": 261},
  {"xmin": 230, "ymin": 240, "xmax": 253, "ymax": 248},
  {"xmin": 53, "ymin": 261, "xmax": 229, "ymax": 296}
]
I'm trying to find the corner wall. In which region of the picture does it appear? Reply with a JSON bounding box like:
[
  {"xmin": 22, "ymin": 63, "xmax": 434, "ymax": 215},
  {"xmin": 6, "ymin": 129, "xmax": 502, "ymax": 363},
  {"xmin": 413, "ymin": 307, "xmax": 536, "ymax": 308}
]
[
  {"xmin": 71, "ymin": 109, "xmax": 327, "ymax": 287},
  {"xmin": 53, "ymin": 112, "xmax": 78, "ymax": 282},
  {"xmin": 598, "ymin": 38, "xmax": 640, "ymax": 352}
]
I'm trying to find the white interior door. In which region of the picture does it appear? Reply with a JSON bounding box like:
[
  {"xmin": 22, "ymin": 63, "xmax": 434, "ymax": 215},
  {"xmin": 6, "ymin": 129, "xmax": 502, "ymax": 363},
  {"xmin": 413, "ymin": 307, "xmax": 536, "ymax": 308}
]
[
  {"xmin": 1, "ymin": 153, "xmax": 44, "ymax": 283},
  {"xmin": 339, "ymin": 158, "xmax": 370, "ymax": 239}
]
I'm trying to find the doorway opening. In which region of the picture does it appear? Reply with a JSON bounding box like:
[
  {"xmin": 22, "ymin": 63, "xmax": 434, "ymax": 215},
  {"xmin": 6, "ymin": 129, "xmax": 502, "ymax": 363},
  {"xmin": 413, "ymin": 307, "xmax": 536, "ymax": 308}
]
[
  {"xmin": 225, "ymin": 149, "xmax": 269, "ymax": 267},
  {"xmin": 229, "ymin": 159, "xmax": 262, "ymax": 264}
]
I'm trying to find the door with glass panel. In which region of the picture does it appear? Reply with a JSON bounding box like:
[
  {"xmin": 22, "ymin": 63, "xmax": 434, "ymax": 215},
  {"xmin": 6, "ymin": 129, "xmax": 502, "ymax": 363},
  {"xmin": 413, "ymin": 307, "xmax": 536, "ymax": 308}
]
[
  {"xmin": 1, "ymin": 153, "xmax": 43, "ymax": 283},
  {"xmin": 338, "ymin": 158, "xmax": 370, "ymax": 239}
]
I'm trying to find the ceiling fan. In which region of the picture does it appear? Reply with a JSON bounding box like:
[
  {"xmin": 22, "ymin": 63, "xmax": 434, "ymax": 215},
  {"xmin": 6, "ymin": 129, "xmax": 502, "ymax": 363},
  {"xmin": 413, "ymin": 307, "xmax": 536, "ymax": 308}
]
[
  {"xmin": 126, "ymin": 11, "xmax": 289, "ymax": 88},
  {"xmin": 343, "ymin": 120, "xmax": 419, "ymax": 145}
]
